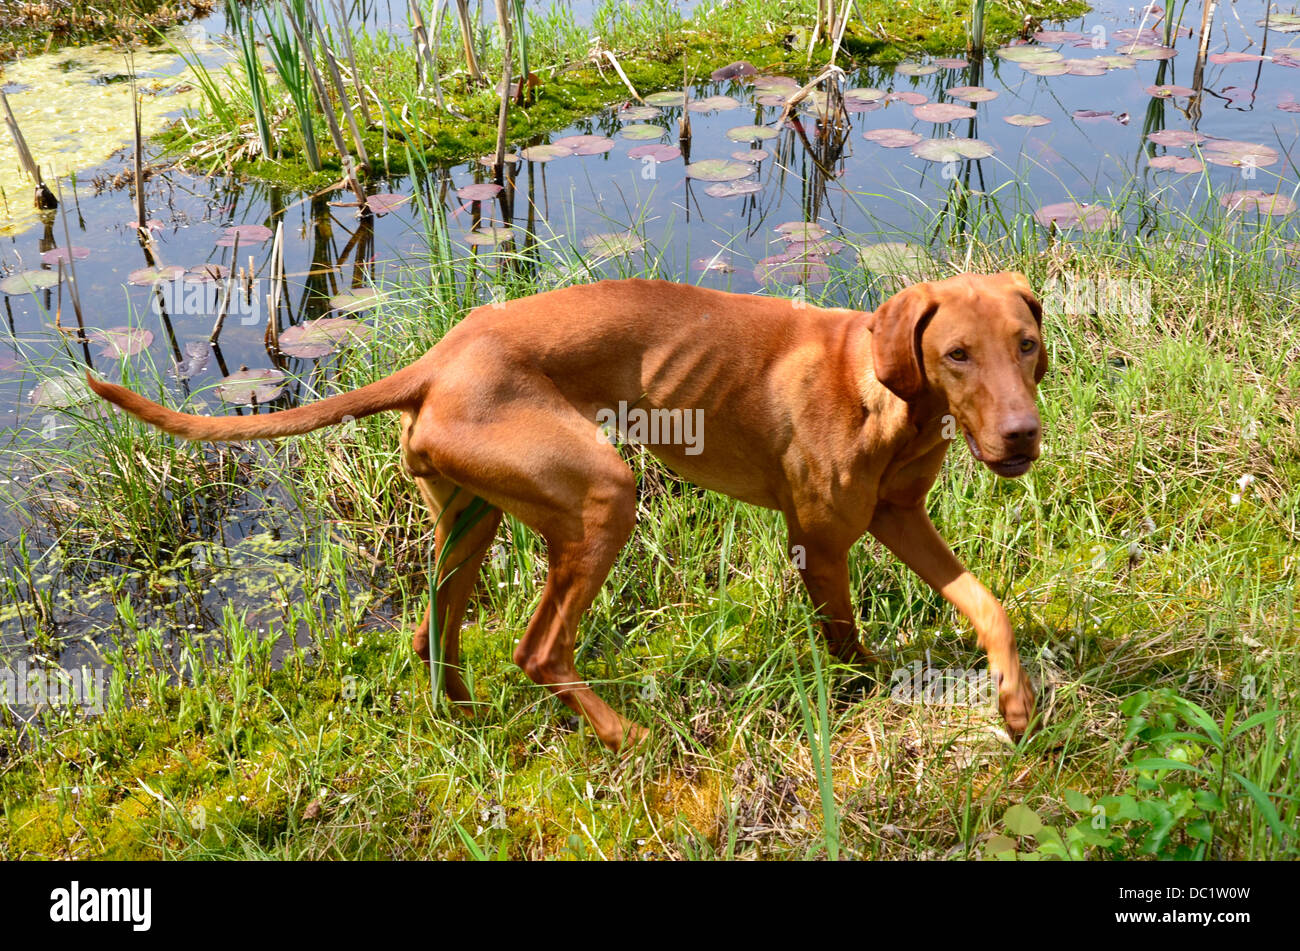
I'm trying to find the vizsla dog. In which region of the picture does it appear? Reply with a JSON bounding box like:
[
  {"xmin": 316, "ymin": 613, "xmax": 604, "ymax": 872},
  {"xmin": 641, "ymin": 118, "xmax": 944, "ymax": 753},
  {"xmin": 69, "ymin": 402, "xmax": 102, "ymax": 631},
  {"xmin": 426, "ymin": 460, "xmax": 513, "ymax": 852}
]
[{"xmin": 86, "ymin": 272, "xmax": 1047, "ymax": 749}]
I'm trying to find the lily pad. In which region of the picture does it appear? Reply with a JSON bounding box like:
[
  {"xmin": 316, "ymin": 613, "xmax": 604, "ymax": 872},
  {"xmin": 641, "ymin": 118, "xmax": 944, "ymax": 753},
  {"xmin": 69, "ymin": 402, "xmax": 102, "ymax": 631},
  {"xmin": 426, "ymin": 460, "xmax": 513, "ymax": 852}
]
[
  {"xmin": 1208, "ymin": 52, "xmax": 1267, "ymax": 64},
  {"xmin": 279, "ymin": 318, "xmax": 372, "ymax": 359},
  {"xmin": 87, "ymin": 327, "xmax": 154, "ymax": 358},
  {"xmin": 753, "ymin": 255, "xmax": 831, "ymax": 285},
  {"xmin": 215, "ymin": 368, "xmax": 287, "ymax": 404},
  {"xmin": 464, "ymin": 228, "xmax": 515, "ymax": 247},
  {"xmin": 1020, "ymin": 61, "xmax": 1070, "ymax": 76},
  {"xmin": 711, "ymin": 61, "xmax": 757, "ymax": 81},
  {"xmin": 946, "ymin": 85, "xmax": 998, "ymax": 103},
  {"xmin": 617, "ymin": 124, "xmax": 667, "ymax": 141},
  {"xmin": 477, "ymin": 152, "xmax": 520, "ymax": 166},
  {"xmin": 933, "ymin": 57, "xmax": 969, "ymax": 68},
  {"xmin": 1033, "ymin": 30, "xmax": 1083, "ymax": 42},
  {"xmin": 693, "ymin": 255, "xmax": 734, "ymax": 272},
  {"xmin": 688, "ymin": 95, "xmax": 741, "ymax": 112},
  {"xmin": 725, "ymin": 124, "xmax": 778, "ymax": 142},
  {"xmin": 895, "ymin": 63, "xmax": 937, "ymax": 76},
  {"xmin": 843, "ymin": 87, "xmax": 885, "ymax": 102},
  {"xmin": 1094, "ymin": 54, "xmax": 1138, "ymax": 69},
  {"xmin": 1147, "ymin": 155, "xmax": 1205, "ymax": 173},
  {"xmin": 187, "ymin": 263, "xmax": 230, "ymax": 283},
  {"xmin": 617, "ymin": 106, "xmax": 660, "ymax": 121},
  {"xmin": 864, "ymin": 128, "xmax": 923, "ymax": 148},
  {"xmin": 127, "ymin": 265, "xmax": 186, "ymax": 286},
  {"xmin": 910, "ymin": 137, "xmax": 994, "ymax": 162},
  {"xmin": 685, "ymin": 159, "xmax": 756, "ymax": 182},
  {"xmin": 40, "ymin": 247, "xmax": 91, "ymax": 266},
  {"xmin": 1063, "ymin": 59, "xmax": 1108, "ymax": 76},
  {"xmin": 1219, "ymin": 190, "xmax": 1297, "ymax": 216},
  {"xmin": 328, "ymin": 287, "xmax": 379, "ymax": 313},
  {"xmin": 751, "ymin": 76, "xmax": 799, "ymax": 93},
  {"xmin": 1, "ymin": 269, "xmax": 61, "ymax": 295},
  {"xmin": 1147, "ymin": 129, "xmax": 1206, "ymax": 147},
  {"xmin": 554, "ymin": 134, "xmax": 616, "ymax": 155},
  {"xmin": 996, "ymin": 46, "xmax": 1065, "ymax": 64},
  {"xmin": 216, "ymin": 224, "xmax": 273, "ymax": 246},
  {"xmin": 1146, "ymin": 84, "xmax": 1195, "ymax": 98},
  {"xmin": 1033, "ymin": 201, "xmax": 1119, "ymax": 232},
  {"xmin": 644, "ymin": 90, "xmax": 686, "ymax": 107},
  {"xmin": 913, "ymin": 102, "xmax": 977, "ymax": 122},
  {"xmin": 365, "ymin": 193, "xmax": 410, "ymax": 215},
  {"xmin": 520, "ymin": 143, "xmax": 573, "ymax": 161},
  {"xmin": 1121, "ymin": 44, "xmax": 1176, "ymax": 60},
  {"xmin": 732, "ymin": 148, "xmax": 770, "ymax": 162},
  {"xmin": 1201, "ymin": 140, "xmax": 1280, "ymax": 168},
  {"xmin": 885, "ymin": 91, "xmax": 927, "ymax": 105},
  {"xmin": 581, "ymin": 232, "xmax": 644, "ymax": 255},
  {"xmin": 1004, "ymin": 113, "xmax": 1051, "ymax": 127},
  {"xmin": 31, "ymin": 372, "xmax": 92, "ymax": 408},
  {"xmin": 704, "ymin": 180, "xmax": 764, "ymax": 198},
  {"xmin": 459, "ymin": 183, "xmax": 503, "ymax": 201},
  {"xmin": 627, "ymin": 144, "xmax": 681, "ymax": 161},
  {"xmin": 775, "ymin": 222, "xmax": 828, "ymax": 241},
  {"xmin": 1258, "ymin": 14, "xmax": 1300, "ymax": 32}
]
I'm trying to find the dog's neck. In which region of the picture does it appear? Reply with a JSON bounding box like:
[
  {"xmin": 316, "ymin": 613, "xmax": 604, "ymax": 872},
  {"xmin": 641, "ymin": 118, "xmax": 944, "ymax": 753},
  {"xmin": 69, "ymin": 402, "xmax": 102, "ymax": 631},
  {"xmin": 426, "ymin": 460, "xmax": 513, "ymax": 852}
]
[{"xmin": 847, "ymin": 311, "xmax": 950, "ymax": 434}]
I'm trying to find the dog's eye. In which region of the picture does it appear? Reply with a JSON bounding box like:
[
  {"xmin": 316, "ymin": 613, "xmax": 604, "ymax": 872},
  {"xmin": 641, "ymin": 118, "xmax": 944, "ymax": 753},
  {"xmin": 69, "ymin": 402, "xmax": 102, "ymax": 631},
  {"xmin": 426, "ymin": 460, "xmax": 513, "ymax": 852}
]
[
  {"xmin": 1020, "ymin": 338, "xmax": 1037, "ymax": 354},
  {"xmin": 946, "ymin": 348, "xmax": 968, "ymax": 362}
]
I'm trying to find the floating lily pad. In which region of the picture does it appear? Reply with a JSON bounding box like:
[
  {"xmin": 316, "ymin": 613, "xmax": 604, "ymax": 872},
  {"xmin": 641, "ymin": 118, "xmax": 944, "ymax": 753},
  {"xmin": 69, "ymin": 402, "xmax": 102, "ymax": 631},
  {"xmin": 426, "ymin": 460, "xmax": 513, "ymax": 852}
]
[
  {"xmin": 913, "ymin": 102, "xmax": 977, "ymax": 122},
  {"xmin": 843, "ymin": 87, "xmax": 885, "ymax": 102},
  {"xmin": 895, "ymin": 62, "xmax": 937, "ymax": 76},
  {"xmin": 87, "ymin": 327, "xmax": 154, "ymax": 358},
  {"xmin": 688, "ymin": 95, "xmax": 741, "ymax": 112},
  {"xmin": 910, "ymin": 137, "xmax": 994, "ymax": 161},
  {"xmin": 1063, "ymin": 59, "xmax": 1108, "ymax": 76},
  {"xmin": 554, "ymin": 134, "xmax": 616, "ymax": 155},
  {"xmin": 644, "ymin": 90, "xmax": 686, "ymax": 106},
  {"xmin": 751, "ymin": 76, "xmax": 799, "ymax": 93},
  {"xmin": 1121, "ymin": 44, "xmax": 1176, "ymax": 60},
  {"xmin": 617, "ymin": 106, "xmax": 660, "ymax": 121},
  {"xmin": 1020, "ymin": 61, "xmax": 1070, "ymax": 76},
  {"xmin": 725, "ymin": 124, "xmax": 778, "ymax": 142},
  {"xmin": 187, "ymin": 263, "xmax": 230, "ymax": 283},
  {"xmin": 857, "ymin": 242, "xmax": 931, "ymax": 275},
  {"xmin": 946, "ymin": 85, "xmax": 998, "ymax": 103},
  {"xmin": 732, "ymin": 148, "xmax": 770, "ymax": 162},
  {"xmin": 1072, "ymin": 109, "xmax": 1114, "ymax": 120},
  {"xmin": 933, "ymin": 57, "xmax": 969, "ymax": 68},
  {"xmin": 1258, "ymin": 14, "xmax": 1300, "ymax": 32},
  {"xmin": 1147, "ymin": 129, "xmax": 1206, "ymax": 147},
  {"xmin": 31, "ymin": 371, "xmax": 92, "ymax": 408},
  {"xmin": 1033, "ymin": 30, "xmax": 1083, "ymax": 42},
  {"xmin": 753, "ymin": 254, "xmax": 831, "ymax": 285},
  {"xmin": 864, "ymin": 128, "xmax": 923, "ymax": 147},
  {"xmin": 627, "ymin": 143, "xmax": 681, "ymax": 161},
  {"xmin": 1146, "ymin": 84, "xmax": 1195, "ymax": 98},
  {"xmin": 1033, "ymin": 201, "xmax": 1119, "ymax": 231},
  {"xmin": 366, "ymin": 193, "xmax": 410, "ymax": 215},
  {"xmin": 775, "ymin": 222, "xmax": 828, "ymax": 241},
  {"xmin": 328, "ymin": 287, "xmax": 379, "ymax": 313},
  {"xmin": 216, "ymin": 224, "xmax": 273, "ymax": 246},
  {"xmin": 520, "ymin": 143, "xmax": 573, "ymax": 161},
  {"xmin": 1280, "ymin": 97, "xmax": 1300, "ymax": 113},
  {"xmin": 756, "ymin": 93, "xmax": 790, "ymax": 107},
  {"xmin": 1004, "ymin": 113, "xmax": 1051, "ymax": 127},
  {"xmin": 685, "ymin": 159, "xmax": 756, "ymax": 182},
  {"xmin": 1, "ymin": 269, "xmax": 61, "ymax": 294},
  {"xmin": 581, "ymin": 232, "xmax": 644, "ymax": 255},
  {"xmin": 996, "ymin": 46, "xmax": 1065, "ymax": 64},
  {"xmin": 1219, "ymin": 190, "xmax": 1297, "ymax": 216},
  {"xmin": 704, "ymin": 180, "xmax": 764, "ymax": 198},
  {"xmin": 1148, "ymin": 155, "xmax": 1205, "ymax": 173},
  {"xmin": 464, "ymin": 227, "xmax": 515, "ymax": 246},
  {"xmin": 216, "ymin": 368, "xmax": 286, "ymax": 404},
  {"xmin": 40, "ymin": 247, "xmax": 90, "ymax": 266},
  {"xmin": 279, "ymin": 318, "xmax": 372, "ymax": 359},
  {"xmin": 127, "ymin": 265, "xmax": 186, "ymax": 286},
  {"xmin": 784, "ymin": 238, "xmax": 844, "ymax": 256},
  {"xmin": 459, "ymin": 183, "xmax": 504, "ymax": 201},
  {"xmin": 477, "ymin": 152, "xmax": 520, "ymax": 166},
  {"xmin": 1201, "ymin": 140, "xmax": 1280, "ymax": 168},
  {"xmin": 617, "ymin": 124, "xmax": 666, "ymax": 141},
  {"xmin": 693, "ymin": 255, "xmax": 734, "ymax": 272},
  {"xmin": 1208, "ymin": 51, "xmax": 1267, "ymax": 64},
  {"xmin": 1094, "ymin": 54, "xmax": 1138, "ymax": 69},
  {"xmin": 885, "ymin": 91, "xmax": 927, "ymax": 105}
]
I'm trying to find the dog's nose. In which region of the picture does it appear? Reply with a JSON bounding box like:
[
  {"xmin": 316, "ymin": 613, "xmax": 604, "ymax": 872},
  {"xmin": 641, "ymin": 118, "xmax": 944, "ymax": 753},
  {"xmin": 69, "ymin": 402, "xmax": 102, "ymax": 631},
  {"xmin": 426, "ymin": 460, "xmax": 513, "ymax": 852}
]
[{"xmin": 1000, "ymin": 415, "xmax": 1040, "ymax": 449}]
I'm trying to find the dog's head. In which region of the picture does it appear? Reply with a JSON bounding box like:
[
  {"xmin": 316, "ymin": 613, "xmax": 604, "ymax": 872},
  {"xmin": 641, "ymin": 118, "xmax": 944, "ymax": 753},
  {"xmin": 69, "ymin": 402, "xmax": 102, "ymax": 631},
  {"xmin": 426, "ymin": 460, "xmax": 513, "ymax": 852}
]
[{"xmin": 866, "ymin": 271, "xmax": 1047, "ymax": 478}]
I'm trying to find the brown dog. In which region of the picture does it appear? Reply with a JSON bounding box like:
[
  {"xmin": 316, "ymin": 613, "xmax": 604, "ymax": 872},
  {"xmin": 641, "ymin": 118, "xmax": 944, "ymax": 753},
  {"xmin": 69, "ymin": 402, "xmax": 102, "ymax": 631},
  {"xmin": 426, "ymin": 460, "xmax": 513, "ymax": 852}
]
[{"xmin": 86, "ymin": 272, "xmax": 1046, "ymax": 749}]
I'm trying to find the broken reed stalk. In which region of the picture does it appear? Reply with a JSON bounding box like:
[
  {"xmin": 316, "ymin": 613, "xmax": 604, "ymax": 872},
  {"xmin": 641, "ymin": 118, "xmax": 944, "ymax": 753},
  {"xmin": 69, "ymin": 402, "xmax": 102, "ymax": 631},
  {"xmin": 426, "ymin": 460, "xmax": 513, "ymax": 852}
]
[
  {"xmin": 265, "ymin": 222, "xmax": 284, "ymax": 357},
  {"xmin": 130, "ymin": 79, "xmax": 154, "ymax": 250},
  {"xmin": 304, "ymin": 0, "xmax": 371, "ymax": 170},
  {"xmin": 330, "ymin": 0, "xmax": 372, "ymax": 126},
  {"xmin": 453, "ymin": 0, "xmax": 483, "ymax": 82},
  {"xmin": 209, "ymin": 232, "xmax": 241, "ymax": 343},
  {"xmin": 679, "ymin": 56, "xmax": 691, "ymax": 148},
  {"xmin": 1, "ymin": 89, "xmax": 56, "ymax": 209},
  {"xmin": 283, "ymin": 1, "xmax": 368, "ymax": 205},
  {"xmin": 828, "ymin": 0, "xmax": 852, "ymax": 63},
  {"xmin": 492, "ymin": 0, "xmax": 513, "ymax": 176},
  {"xmin": 602, "ymin": 50, "xmax": 644, "ymax": 103},
  {"xmin": 776, "ymin": 64, "xmax": 846, "ymax": 127},
  {"xmin": 54, "ymin": 180, "xmax": 86, "ymax": 339}
]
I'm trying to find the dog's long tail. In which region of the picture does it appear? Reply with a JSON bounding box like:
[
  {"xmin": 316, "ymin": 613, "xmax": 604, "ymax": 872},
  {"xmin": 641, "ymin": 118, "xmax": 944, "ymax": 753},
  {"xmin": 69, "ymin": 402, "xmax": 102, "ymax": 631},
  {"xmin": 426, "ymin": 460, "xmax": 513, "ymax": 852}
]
[{"xmin": 84, "ymin": 357, "xmax": 431, "ymax": 442}]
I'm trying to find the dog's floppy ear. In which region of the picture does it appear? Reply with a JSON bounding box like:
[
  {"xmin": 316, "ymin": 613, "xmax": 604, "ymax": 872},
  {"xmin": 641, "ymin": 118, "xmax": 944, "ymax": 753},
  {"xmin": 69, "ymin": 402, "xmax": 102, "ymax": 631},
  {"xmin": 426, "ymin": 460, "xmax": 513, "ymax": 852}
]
[
  {"xmin": 1001, "ymin": 271, "xmax": 1048, "ymax": 383},
  {"xmin": 865, "ymin": 283, "xmax": 939, "ymax": 401}
]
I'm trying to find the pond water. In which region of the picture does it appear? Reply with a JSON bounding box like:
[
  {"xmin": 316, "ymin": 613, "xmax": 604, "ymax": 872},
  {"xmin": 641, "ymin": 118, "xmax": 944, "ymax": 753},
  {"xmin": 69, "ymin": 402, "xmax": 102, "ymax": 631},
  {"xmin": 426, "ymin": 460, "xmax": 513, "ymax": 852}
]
[{"xmin": 1, "ymin": 0, "xmax": 1296, "ymax": 656}]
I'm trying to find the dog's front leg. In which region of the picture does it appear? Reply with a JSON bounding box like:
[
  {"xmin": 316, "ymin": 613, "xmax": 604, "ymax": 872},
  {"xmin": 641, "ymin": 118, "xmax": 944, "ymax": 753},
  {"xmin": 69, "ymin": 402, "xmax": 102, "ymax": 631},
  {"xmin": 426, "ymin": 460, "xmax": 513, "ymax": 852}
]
[
  {"xmin": 867, "ymin": 502, "xmax": 1036, "ymax": 739},
  {"xmin": 789, "ymin": 531, "xmax": 878, "ymax": 664}
]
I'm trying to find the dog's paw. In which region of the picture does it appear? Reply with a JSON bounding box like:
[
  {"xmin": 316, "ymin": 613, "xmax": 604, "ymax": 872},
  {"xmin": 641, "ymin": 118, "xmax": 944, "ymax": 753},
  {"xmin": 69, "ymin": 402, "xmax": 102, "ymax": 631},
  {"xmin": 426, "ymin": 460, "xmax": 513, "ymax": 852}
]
[{"xmin": 998, "ymin": 674, "xmax": 1037, "ymax": 742}]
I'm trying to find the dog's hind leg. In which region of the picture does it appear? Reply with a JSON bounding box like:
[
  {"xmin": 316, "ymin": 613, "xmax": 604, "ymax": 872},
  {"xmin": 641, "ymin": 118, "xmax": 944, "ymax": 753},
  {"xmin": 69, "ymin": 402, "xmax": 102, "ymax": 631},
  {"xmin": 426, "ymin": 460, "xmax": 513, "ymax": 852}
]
[{"xmin": 410, "ymin": 475, "xmax": 503, "ymax": 708}]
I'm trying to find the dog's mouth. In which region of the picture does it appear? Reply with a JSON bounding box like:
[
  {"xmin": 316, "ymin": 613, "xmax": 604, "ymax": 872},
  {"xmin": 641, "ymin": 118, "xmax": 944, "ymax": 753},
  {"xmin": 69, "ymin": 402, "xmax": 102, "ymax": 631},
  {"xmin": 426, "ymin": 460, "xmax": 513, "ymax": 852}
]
[{"xmin": 963, "ymin": 430, "xmax": 1036, "ymax": 478}]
